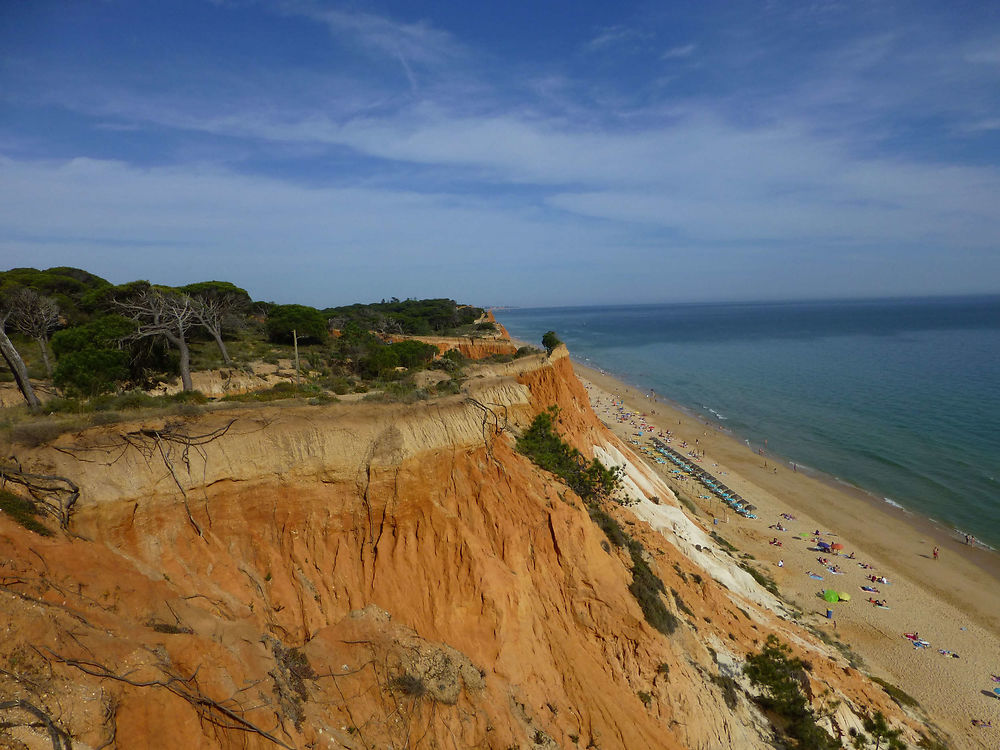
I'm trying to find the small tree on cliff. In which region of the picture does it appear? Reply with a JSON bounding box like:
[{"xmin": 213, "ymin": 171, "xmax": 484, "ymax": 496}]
[
  {"xmin": 181, "ymin": 281, "xmax": 251, "ymax": 365},
  {"xmin": 115, "ymin": 287, "xmax": 198, "ymax": 391},
  {"xmin": 265, "ymin": 304, "xmax": 328, "ymax": 344},
  {"xmin": 541, "ymin": 330, "xmax": 562, "ymax": 355},
  {"xmin": 9, "ymin": 287, "xmax": 61, "ymax": 378}
]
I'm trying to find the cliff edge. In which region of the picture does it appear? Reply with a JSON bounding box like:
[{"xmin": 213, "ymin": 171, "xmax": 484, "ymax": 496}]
[{"xmin": 0, "ymin": 346, "xmax": 936, "ymax": 749}]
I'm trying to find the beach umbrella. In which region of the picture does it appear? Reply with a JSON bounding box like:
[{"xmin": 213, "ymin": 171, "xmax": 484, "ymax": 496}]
[
  {"xmin": 837, "ymin": 592, "xmax": 851, "ymax": 601},
  {"xmin": 798, "ymin": 532, "xmax": 811, "ymax": 539},
  {"xmin": 831, "ymin": 543, "xmax": 844, "ymax": 551},
  {"xmin": 822, "ymin": 589, "xmax": 840, "ymax": 603}
]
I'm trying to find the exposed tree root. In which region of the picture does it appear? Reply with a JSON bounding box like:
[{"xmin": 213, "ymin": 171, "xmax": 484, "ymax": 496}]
[
  {"xmin": 42, "ymin": 649, "xmax": 295, "ymax": 749},
  {"xmin": 0, "ymin": 463, "xmax": 79, "ymax": 529}
]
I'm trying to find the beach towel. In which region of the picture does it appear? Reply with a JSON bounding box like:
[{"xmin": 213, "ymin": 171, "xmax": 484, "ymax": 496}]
[{"xmin": 809, "ymin": 573, "xmax": 824, "ymax": 580}]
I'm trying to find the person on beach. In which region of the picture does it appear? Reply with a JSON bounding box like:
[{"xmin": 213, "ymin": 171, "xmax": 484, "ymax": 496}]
[{"xmin": 933, "ymin": 546, "xmax": 939, "ymax": 560}]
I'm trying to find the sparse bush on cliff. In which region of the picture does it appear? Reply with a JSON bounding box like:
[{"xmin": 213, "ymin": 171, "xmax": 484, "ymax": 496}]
[
  {"xmin": 516, "ymin": 407, "xmax": 619, "ymax": 503},
  {"xmin": 627, "ymin": 538, "xmax": 679, "ymax": 635},
  {"xmin": 738, "ymin": 561, "xmax": 779, "ymax": 596},
  {"xmin": 743, "ymin": 635, "xmax": 839, "ymax": 750},
  {"xmin": 0, "ymin": 490, "xmax": 53, "ymax": 536},
  {"xmin": 516, "ymin": 407, "xmax": 678, "ymax": 636}
]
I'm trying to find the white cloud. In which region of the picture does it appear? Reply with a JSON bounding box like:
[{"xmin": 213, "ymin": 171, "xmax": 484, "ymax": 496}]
[
  {"xmin": 662, "ymin": 44, "xmax": 696, "ymax": 60},
  {"xmin": 585, "ymin": 25, "xmax": 650, "ymax": 51},
  {"xmin": 289, "ymin": 2, "xmax": 462, "ymax": 66},
  {"xmin": 0, "ymin": 155, "xmax": 626, "ymax": 304},
  {"xmin": 961, "ymin": 118, "xmax": 1000, "ymax": 132}
]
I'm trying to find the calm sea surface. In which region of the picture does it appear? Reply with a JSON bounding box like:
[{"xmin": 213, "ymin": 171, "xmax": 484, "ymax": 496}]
[{"xmin": 497, "ymin": 297, "xmax": 1000, "ymax": 549}]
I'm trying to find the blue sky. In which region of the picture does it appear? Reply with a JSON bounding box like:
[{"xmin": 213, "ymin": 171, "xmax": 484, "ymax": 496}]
[{"xmin": 2, "ymin": 0, "xmax": 999, "ymax": 306}]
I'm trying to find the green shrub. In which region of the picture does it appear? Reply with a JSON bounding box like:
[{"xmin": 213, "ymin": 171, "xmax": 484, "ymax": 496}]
[
  {"xmin": 868, "ymin": 676, "xmax": 919, "ymax": 709},
  {"xmin": 44, "ymin": 396, "xmax": 90, "ymax": 414},
  {"xmin": 434, "ymin": 378, "xmax": 463, "ymax": 395},
  {"xmin": 671, "ymin": 588, "xmax": 694, "ymax": 617},
  {"xmin": 53, "ymin": 348, "xmax": 130, "ymax": 396},
  {"xmin": 324, "ymin": 376, "xmax": 352, "ymax": 395},
  {"xmin": 710, "ymin": 674, "xmax": 740, "ymax": 709},
  {"xmin": 266, "ymin": 304, "xmax": 328, "ymax": 344},
  {"xmin": 516, "ymin": 407, "xmax": 620, "ymax": 504},
  {"xmin": 739, "ymin": 561, "xmax": 779, "ymax": 596},
  {"xmin": 516, "ymin": 408, "xmax": 676, "ymax": 636},
  {"xmin": 0, "ymin": 490, "xmax": 53, "ymax": 536},
  {"xmin": 588, "ymin": 507, "xmax": 627, "ymax": 547},
  {"xmin": 628, "ymin": 538, "xmax": 678, "ymax": 635},
  {"xmin": 221, "ymin": 382, "xmax": 307, "ymax": 402},
  {"xmin": 743, "ymin": 636, "xmax": 839, "ymax": 750}
]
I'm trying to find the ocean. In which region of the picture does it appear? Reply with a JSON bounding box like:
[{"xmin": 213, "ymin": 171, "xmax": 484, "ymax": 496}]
[{"xmin": 497, "ymin": 296, "xmax": 1000, "ymax": 550}]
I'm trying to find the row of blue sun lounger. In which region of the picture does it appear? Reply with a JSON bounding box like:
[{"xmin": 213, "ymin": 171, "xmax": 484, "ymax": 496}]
[{"xmin": 648, "ymin": 438, "xmax": 757, "ymax": 519}]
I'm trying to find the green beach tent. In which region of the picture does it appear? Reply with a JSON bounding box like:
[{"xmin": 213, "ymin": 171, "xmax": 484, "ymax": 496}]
[{"xmin": 822, "ymin": 589, "xmax": 840, "ymax": 603}]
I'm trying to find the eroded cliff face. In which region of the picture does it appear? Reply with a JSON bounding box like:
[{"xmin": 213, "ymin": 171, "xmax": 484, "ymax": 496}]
[{"xmin": 0, "ymin": 348, "xmax": 928, "ymax": 749}]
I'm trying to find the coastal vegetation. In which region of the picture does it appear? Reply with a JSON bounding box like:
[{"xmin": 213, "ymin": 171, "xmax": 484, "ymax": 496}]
[
  {"xmin": 516, "ymin": 406, "xmax": 679, "ymax": 635},
  {"xmin": 743, "ymin": 635, "xmax": 840, "ymax": 749},
  {"xmin": 541, "ymin": 330, "xmax": 562, "ymax": 354},
  {"xmin": 0, "ymin": 266, "xmax": 492, "ymax": 414}
]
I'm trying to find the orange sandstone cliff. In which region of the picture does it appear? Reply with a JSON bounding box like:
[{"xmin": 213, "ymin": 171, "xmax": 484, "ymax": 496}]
[{"xmin": 0, "ymin": 347, "xmax": 935, "ymax": 749}]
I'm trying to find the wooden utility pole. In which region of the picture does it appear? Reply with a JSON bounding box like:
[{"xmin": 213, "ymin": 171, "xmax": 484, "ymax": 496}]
[{"xmin": 293, "ymin": 329, "xmax": 300, "ymax": 386}]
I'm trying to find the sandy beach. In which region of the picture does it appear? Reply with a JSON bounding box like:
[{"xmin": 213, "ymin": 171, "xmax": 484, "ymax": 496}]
[{"xmin": 572, "ymin": 361, "xmax": 1000, "ymax": 749}]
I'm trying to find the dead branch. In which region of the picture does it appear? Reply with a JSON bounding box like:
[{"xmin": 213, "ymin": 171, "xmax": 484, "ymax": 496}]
[{"xmin": 465, "ymin": 398, "xmax": 509, "ymax": 463}]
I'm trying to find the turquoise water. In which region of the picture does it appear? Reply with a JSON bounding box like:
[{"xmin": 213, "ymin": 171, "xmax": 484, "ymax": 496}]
[{"xmin": 498, "ymin": 297, "xmax": 1000, "ymax": 549}]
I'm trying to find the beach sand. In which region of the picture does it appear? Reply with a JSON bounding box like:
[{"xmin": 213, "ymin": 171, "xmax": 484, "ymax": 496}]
[{"xmin": 572, "ymin": 361, "xmax": 1000, "ymax": 749}]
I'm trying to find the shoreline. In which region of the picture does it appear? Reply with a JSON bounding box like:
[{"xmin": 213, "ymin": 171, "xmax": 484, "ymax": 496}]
[
  {"xmin": 568, "ymin": 357, "xmax": 1000, "ymax": 748},
  {"xmin": 570, "ymin": 354, "xmax": 998, "ymax": 556}
]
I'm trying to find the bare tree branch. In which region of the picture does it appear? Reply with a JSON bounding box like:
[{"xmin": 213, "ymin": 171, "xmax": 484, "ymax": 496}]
[
  {"xmin": 9, "ymin": 288, "xmax": 60, "ymax": 379},
  {"xmin": 114, "ymin": 289, "xmax": 197, "ymax": 391}
]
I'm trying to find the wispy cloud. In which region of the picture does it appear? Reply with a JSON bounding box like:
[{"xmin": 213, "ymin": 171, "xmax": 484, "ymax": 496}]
[
  {"xmin": 290, "ymin": 3, "xmax": 461, "ymax": 64},
  {"xmin": 661, "ymin": 44, "xmax": 696, "ymax": 60},
  {"xmin": 585, "ymin": 25, "xmax": 651, "ymax": 52},
  {"xmin": 961, "ymin": 118, "xmax": 1000, "ymax": 132}
]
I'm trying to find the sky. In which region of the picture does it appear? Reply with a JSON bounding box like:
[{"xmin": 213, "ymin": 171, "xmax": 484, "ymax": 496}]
[{"xmin": 2, "ymin": 0, "xmax": 1000, "ymax": 307}]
